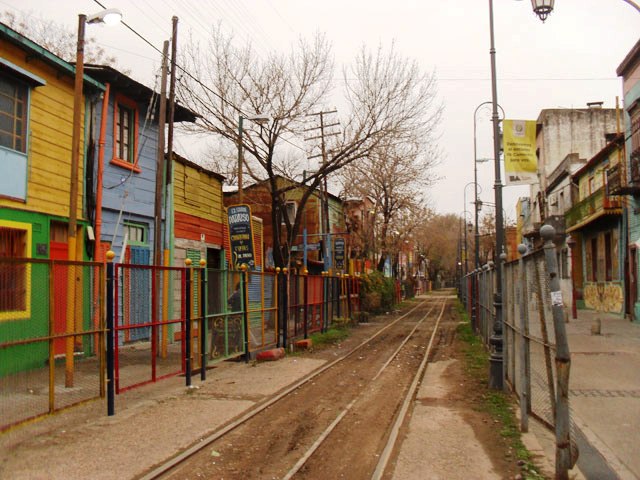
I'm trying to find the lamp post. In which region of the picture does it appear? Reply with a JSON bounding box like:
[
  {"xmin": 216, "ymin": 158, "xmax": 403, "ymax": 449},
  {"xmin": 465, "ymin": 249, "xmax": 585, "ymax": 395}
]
[
  {"xmin": 474, "ymin": 101, "xmax": 504, "ymax": 270},
  {"xmin": 68, "ymin": 8, "xmax": 122, "ymax": 262},
  {"xmin": 237, "ymin": 113, "xmax": 270, "ymax": 203},
  {"xmin": 488, "ymin": 0, "xmax": 505, "ymax": 390}
]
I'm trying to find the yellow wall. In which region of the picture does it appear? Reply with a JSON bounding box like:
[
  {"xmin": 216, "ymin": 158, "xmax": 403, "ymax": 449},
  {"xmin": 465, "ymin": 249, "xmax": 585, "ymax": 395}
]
[
  {"xmin": 173, "ymin": 161, "xmax": 224, "ymax": 223},
  {"xmin": 0, "ymin": 41, "xmax": 83, "ymax": 220}
]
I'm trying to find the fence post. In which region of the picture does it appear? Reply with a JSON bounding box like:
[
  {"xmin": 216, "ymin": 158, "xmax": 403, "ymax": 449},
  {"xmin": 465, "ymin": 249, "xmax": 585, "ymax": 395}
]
[
  {"xmin": 241, "ymin": 264, "xmax": 250, "ymax": 362},
  {"xmin": 303, "ymin": 268, "xmax": 309, "ymax": 340},
  {"xmin": 500, "ymin": 252, "xmax": 508, "ymax": 388},
  {"xmin": 541, "ymin": 225, "xmax": 574, "ymax": 479},
  {"xmin": 282, "ymin": 268, "xmax": 288, "ymax": 349},
  {"xmin": 185, "ymin": 259, "xmax": 192, "ymax": 387},
  {"xmin": 517, "ymin": 244, "xmax": 530, "ymax": 432},
  {"xmin": 106, "ymin": 251, "xmax": 115, "ymax": 416},
  {"xmin": 321, "ymin": 272, "xmax": 327, "ymax": 333},
  {"xmin": 345, "ymin": 275, "xmax": 352, "ymax": 322},
  {"xmin": 199, "ymin": 259, "xmax": 207, "ymax": 381}
]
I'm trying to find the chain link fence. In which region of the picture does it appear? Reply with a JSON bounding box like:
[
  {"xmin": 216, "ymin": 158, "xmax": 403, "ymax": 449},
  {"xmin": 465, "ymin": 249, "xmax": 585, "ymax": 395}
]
[
  {"xmin": 0, "ymin": 258, "xmax": 105, "ymax": 431},
  {"xmin": 462, "ymin": 232, "xmax": 578, "ymax": 477}
]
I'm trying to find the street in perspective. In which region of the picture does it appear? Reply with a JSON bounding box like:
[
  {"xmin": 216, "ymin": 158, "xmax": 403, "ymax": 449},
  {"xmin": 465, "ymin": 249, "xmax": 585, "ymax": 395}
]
[{"xmin": 1, "ymin": 1, "xmax": 639, "ymax": 479}]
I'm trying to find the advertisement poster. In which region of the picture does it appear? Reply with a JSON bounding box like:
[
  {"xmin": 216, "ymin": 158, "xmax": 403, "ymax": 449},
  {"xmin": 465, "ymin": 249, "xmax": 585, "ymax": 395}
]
[
  {"xmin": 227, "ymin": 204, "xmax": 255, "ymax": 269},
  {"xmin": 503, "ymin": 119, "xmax": 538, "ymax": 185}
]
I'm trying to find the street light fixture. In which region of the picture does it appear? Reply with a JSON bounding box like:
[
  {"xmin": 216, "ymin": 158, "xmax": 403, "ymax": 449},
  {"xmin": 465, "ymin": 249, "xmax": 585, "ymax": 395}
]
[
  {"xmin": 237, "ymin": 113, "xmax": 271, "ymax": 203},
  {"xmin": 530, "ymin": 0, "xmax": 555, "ymax": 22}
]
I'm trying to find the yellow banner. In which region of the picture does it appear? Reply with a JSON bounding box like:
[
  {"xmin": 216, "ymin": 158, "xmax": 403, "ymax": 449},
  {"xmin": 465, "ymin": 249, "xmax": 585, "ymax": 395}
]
[{"xmin": 504, "ymin": 119, "xmax": 538, "ymax": 185}]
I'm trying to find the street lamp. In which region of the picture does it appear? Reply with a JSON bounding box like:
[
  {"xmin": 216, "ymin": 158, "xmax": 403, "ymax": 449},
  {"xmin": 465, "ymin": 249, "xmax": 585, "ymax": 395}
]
[
  {"xmin": 487, "ymin": 0, "xmax": 505, "ymax": 390},
  {"xmin": 474, "ymin": 101, "xmax": 504, "ymax": 270},
  {"xmin": 237, "ymin": 113, "xmax": 271, "ymax": 203},
  {"xmin": 68, "ymin": 8, "xmax": 123, "ymax": 262}
]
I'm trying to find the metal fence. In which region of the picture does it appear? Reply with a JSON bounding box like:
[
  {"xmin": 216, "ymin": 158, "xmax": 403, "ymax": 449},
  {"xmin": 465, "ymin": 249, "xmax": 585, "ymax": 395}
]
[
  {"xmin": 2, "ymin": 258, "xmax": 364, "ymax": 430},
  {"xmin": 0, "ymin": 258, "xmax": 105, "ymax": 431},
  {"xmin": 114, "ymin": 263, "xmax": 186, "ymax": 393},
  {"xmin": 460, "ymin": 227, "xmax": 577, "ymax": 478}
]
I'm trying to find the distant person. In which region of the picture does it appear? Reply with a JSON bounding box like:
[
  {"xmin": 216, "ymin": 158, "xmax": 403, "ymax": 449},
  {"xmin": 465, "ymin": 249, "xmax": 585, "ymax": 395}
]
[{"xmin": 228, "ymin": 283, "xmax": 242, "ymax": 312}]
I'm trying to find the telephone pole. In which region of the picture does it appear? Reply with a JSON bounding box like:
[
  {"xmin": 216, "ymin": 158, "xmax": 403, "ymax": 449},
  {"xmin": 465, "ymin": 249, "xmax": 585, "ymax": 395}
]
[{"xmin": 305, "ymin": 110, "xmax": 340, "ymax": 271}]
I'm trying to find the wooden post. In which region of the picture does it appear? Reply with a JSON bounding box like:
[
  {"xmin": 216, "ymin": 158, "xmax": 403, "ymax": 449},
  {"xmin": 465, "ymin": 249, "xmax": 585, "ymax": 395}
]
[
  {"xmin": 517, "ymin": 244, "xmax": 530, "ymax": 432},
  {"xmin": 541, "ymin": 225, "xmax": 574, "ymax": 480}
]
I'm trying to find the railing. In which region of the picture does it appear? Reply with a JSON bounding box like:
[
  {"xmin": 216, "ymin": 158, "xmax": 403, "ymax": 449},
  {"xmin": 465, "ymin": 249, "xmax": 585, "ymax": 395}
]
[{"xmin": 565, "ymin": 188, "xmax": 622, "ymax": 229}]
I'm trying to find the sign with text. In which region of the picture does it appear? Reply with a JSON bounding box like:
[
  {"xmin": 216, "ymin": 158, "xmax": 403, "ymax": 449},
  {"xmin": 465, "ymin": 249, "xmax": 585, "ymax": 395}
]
[
  {"xmin": 504, "ymin": 119, "xmax": 538, "ymax": 185},
  {"xmin": 334, "ymin": 237, "xmax": 346, "ymax": 270},
  {"xmin": 227, "ymin": 204, "xmax": 255, "ymax": 269}
]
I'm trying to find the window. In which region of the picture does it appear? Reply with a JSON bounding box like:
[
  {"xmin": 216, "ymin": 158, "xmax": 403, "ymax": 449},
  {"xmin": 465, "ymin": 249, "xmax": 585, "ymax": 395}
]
[
  {"xmin": 123, "ymin": 222, "xmax": 146, "ymax": 246},
  {"xmin": 590, "ymin": 237, "xmax": 598, "ymax": 282},
  {"xmin": 112, "ymin": 95, "xmax": 139, "ymax": 171},
  {"xmin": 604, "ymin": 232, "xmax": 612, "ymax": 281},
  {"xmin": 0, "ymin": 75, "xmax": 30, "ymax": 200},
  {"xmin": 0, "ymin": 76, "xmax": 27, "ymax": 153},
  {"xmin": 0, "ymin": 221, "xmax": 31, "ymax": 320}
]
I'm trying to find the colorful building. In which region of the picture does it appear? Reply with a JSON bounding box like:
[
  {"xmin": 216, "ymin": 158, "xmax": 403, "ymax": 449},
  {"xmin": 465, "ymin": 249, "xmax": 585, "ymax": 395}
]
[
  {"xmin": 615, "ymin": 38, "xmax": 640, "ymax": 321},
  {"xmin": 567, "ymin": 134, "xmax": 625, "ymax": 315},
  {"xmin": 82, "ymin": 65, "xmax": 196, "ymax": 264},
  {"xmin": 0, "ymin": 23, "xmax": 104, "ymax": 374}
]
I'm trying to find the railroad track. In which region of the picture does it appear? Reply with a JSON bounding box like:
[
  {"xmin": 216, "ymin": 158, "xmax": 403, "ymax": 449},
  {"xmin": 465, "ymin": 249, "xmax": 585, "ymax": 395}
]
[{"xmin": 140, "ymin": 296, "xmax": 452, "ymax": 480}]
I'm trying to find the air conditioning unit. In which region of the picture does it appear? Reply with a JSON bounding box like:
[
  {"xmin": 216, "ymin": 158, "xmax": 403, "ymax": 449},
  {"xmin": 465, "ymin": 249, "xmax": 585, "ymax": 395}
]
[{"xmin": 549, "ymin": 193, "xmax": 558, "ymax": 206}]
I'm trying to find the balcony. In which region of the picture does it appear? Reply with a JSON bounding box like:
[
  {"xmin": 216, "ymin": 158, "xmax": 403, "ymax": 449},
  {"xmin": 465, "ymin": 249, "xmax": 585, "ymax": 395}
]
[
  {"xmin": 606, "ymin": 162, "xmax": 640, "ymax": 196},
  {"xmin": 565, "ymin": 188, "xmax": 622, "ymax": 232}
]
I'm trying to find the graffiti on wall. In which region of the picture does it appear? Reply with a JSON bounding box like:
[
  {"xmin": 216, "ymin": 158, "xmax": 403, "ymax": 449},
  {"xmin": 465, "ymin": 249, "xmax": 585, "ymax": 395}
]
[{"xmin": 583, "ymin": 282, "xmax": 623, "ymax": 313}]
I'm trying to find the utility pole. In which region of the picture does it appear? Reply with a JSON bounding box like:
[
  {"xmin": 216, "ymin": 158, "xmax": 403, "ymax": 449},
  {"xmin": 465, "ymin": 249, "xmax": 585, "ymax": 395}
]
[
  {"xmin": 305, "ymin": 110, "xmax": 340, "ymax": 271},
  {"xmin": 154, "ymin": 40, "xmax": 168, "ymax": 267},
  {"xmin": 165, "ymin": 17, "xmax": 178, "ymax": 262}
]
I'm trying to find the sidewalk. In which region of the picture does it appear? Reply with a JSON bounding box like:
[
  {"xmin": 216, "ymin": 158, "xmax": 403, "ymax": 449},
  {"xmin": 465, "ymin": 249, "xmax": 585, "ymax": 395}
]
[{"xmin": 535, "ymin": 310, "xmax": 640, "ymax": 480}]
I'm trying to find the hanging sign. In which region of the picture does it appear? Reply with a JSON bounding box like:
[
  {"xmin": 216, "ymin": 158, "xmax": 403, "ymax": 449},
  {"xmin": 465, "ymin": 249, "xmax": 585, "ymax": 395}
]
[
  {"xmin": 227, "ymin": 204, "xmax": 255, "ymax": 269},
  {"xmin": 504, "ymin": 119, "xmax": 538, "ymax": 185},
  {"xmin": 334, "ymin": 237, "xmax": 346, "ymax": 270}
]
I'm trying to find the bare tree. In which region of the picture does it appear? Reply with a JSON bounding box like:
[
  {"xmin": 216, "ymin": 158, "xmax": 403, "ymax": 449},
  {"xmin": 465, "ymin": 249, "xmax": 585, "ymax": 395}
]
[
  {"xmin": 178, "ymin": 28, "xmax": 441, "ymax": 268},
  {"xmin": 341, "ymin": 138, "xmax": 440, "ymax": 271},
  {"xmin": 2, "ymin": 10, "xmax": 121, "ymax": 68}
]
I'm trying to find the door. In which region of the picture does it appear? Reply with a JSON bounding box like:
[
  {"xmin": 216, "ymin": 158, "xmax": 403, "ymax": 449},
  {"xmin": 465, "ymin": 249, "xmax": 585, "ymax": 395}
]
[
  {"xmin": 628, "ymin": 246, "xmax": 637, "ymax": 319},
  {"xmin": 50, "ymin": 241, "xmax": 68, "ymax": 355}
]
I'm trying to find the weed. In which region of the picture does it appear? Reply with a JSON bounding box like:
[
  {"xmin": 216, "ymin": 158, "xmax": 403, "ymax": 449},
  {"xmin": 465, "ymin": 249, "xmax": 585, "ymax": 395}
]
[{"xmin": 310, "ymin": 326, "xmax": 350, "ymax": 347}]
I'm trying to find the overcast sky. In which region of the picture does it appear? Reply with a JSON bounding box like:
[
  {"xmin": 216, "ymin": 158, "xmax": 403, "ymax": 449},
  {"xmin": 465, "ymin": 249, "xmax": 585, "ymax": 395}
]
[{"xmin": 3, "ymin": 0, "xmax": 639, "ymax": 221}]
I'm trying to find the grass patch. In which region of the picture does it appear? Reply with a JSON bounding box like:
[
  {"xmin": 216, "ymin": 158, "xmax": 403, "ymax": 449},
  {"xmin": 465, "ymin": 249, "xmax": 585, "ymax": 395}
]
[
  {"xmin": 309, "ymin": 326, "xmax": 350, "ymax": 347},
  {"xmin": 456, "ymin": 301, "xmax": 545, "ymax": 480}
]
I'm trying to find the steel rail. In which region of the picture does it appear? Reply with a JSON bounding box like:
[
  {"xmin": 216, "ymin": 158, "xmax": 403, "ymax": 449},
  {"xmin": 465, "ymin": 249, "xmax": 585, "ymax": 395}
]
[
  {"xmin": 281, "ymin": 299, "xmax": 446, "ymax": 480},
  {"xmin": 141, "ymin": 297, "xmax": 436, "ymax": 480},
  {"xmin": 371, "ymin": 299, "xmax": 447, "ymax": 479}
]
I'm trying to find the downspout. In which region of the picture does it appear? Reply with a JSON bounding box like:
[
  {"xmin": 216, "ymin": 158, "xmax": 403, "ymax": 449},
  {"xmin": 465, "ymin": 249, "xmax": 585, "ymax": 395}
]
[{"xmin": 94, "ymin": 83, "xmax": 110, "ymax": 263}]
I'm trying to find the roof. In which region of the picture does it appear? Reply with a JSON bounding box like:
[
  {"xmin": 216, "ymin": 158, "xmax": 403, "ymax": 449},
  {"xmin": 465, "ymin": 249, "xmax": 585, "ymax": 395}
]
[
  {"xmin": 169, "ymin": 151, "xmax": 225, "ymax": 181},
  {"xmin": 228, "ymin": 175, "xmax": 343, "ymax": 202},
  {"xmin": 0, "ymin": 22, "xmax": 104, "ymax": 91},
  {"xmin": 617, "ymin": 37, "xmax": 640, "ymax": 78},
  {"xmin": 83, "ymin": 64, "xmax": 197, "ymax": 123}
]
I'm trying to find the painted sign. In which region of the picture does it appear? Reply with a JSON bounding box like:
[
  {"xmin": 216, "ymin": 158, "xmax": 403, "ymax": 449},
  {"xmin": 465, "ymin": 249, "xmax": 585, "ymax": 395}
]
[
  {"xmin": 504, "ymin": 119, "xmax": 538, "ymax": 185},
  {"xmin": 334, "ymin": 237, "xmax": 345, "ymax": 270},
  {"xmin": 227, "ymin": 204, "xmax": 255, "ymax": 269}
]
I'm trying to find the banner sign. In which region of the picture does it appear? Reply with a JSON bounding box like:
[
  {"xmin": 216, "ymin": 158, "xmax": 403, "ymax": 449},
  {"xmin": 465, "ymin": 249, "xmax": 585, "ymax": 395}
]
[
  {"xmin": 227, "ymin": 204, "xmax": 255, "ymax": 269},
  {"xmin": 334, "ymin": 237, "xmax": 345, "ymax": 270},
  {"xmin": 504, "ymin": 119, "xmax": 538, "ymax": 185}
]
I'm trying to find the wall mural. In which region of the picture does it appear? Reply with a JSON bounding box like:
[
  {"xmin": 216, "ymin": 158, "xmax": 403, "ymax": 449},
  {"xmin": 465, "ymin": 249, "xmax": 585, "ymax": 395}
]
[{"xmin": 583, "ymin": 282, "xmax": 623, "ymax": 314}]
